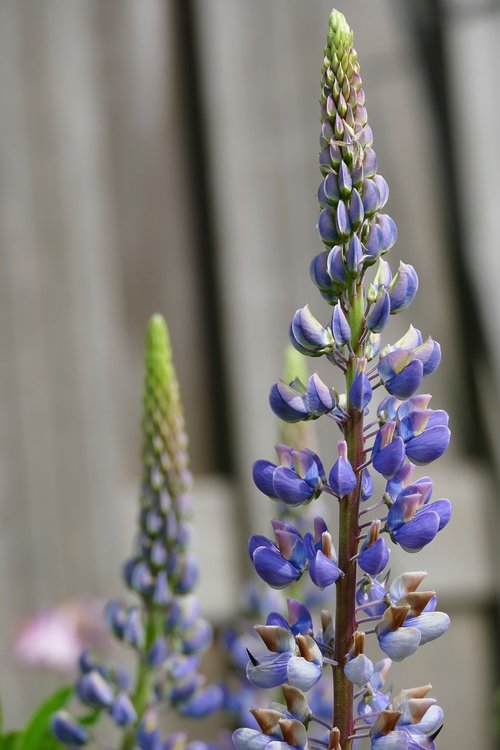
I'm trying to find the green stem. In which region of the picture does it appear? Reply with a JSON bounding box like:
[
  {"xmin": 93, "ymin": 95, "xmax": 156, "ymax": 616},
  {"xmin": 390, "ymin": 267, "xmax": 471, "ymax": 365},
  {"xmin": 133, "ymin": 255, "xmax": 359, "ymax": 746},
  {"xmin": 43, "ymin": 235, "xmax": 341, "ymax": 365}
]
[
  {"xmin": 120, "ymin": 609, "xmax": 163, "ymax": 750},
  {"xmin": 333, "ymin": 281, "xmax": 365, "ymax": 749}
]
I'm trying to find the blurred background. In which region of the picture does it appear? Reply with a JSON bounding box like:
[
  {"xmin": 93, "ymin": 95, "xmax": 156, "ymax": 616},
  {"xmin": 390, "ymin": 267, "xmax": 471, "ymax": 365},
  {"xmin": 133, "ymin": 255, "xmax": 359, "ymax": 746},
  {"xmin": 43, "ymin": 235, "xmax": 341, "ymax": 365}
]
[{"xmin": 0, "ymin": 0, "xmax": 498, "ymax": 747}]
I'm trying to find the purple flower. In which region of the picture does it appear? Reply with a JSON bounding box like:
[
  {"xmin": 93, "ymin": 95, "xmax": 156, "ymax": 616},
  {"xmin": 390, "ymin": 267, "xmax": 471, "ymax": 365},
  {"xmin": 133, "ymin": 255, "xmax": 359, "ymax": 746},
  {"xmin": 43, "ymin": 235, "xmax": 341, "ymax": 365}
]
[
  {"xmin": 248, "ymin": 521, "xmax": 307, "ymax": 588},
  {"xmin": 253, "ymin": 445, "xmax": 325, "ymax": 506},
  {"xmin": 328, "ymin": 440, "xmax": 357, "ymax": 496}
]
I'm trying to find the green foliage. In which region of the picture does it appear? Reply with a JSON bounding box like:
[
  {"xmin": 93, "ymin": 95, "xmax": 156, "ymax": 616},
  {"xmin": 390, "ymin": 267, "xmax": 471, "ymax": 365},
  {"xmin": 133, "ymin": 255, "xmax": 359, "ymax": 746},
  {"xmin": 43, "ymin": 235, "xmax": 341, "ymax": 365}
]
[{"xmin": 0, "ymin": 686, "xmax": 72, "ymax": 750}]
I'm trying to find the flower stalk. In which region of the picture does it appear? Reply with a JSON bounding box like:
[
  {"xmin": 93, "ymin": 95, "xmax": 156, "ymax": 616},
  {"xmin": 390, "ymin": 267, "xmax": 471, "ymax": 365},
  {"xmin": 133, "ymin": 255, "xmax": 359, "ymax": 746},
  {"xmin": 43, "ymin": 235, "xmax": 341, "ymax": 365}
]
[{"xmin": 236, "ymin": 8, "xmax": 451, "ymax": 750}]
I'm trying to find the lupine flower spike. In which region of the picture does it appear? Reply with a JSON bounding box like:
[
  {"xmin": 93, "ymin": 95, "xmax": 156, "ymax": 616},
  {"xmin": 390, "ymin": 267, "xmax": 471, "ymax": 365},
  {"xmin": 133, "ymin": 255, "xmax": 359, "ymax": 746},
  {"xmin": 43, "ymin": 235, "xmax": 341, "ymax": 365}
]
[
  {"xmin": 236, "ymin": 10, "xmax": 451, "ymax": 750},
  {"xmin": 52, "ymin": 315, "xmax": 222, "ymax": 750}
]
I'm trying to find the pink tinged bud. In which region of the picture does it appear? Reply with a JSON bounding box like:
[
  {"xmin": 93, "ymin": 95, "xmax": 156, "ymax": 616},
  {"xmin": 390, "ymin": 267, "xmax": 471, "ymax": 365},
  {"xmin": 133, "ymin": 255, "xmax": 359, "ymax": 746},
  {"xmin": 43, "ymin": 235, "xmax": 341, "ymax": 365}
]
[
  {"xmin": 328, "ymin": 728, "xmax": 341, "ymax": 750},
  {"xmin": 328, "ymin": 440, "xmax": 357, "ymax": 496},
  {"xmin": 309, "ymin": 550, "xmax": 341, "ymax": 588},
  {"xmin": 359, "ymin": 532, "xmax": 390, "ymax": 576},
  {"xmin": 332, "ymin": 302, "xmax": 351, "ymax": 346}
]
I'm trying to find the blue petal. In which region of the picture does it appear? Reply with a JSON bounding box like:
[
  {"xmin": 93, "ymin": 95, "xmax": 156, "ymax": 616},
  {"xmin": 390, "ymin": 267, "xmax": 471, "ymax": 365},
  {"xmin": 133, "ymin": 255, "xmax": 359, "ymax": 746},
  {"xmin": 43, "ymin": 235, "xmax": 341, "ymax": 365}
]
[
  {"xmin": 377, "ymin": 626, "xmax": 421, "ymax": 661},
  {"xmin": 350, "ymin": 370, "xmax": 373, "ymax": 410},
  {"xmin": 405, "ymin": 426, "xmax": 451, "ymax": 465},
  {"xmin": 373, "ymin": 437, "xmax": 405, "ymax": 479},
  {"xmin": 252, "ymin": 460, "xmax": 277, "ymax": 497},
  {"xmin": 248, "ymin": 535, "xmax": 275, "ymax": 559},
  {"xmin": 404, "ymin": 611, "xmax": 450, "ymax": 645},
  {"xmin": 328, "ymin": 456, "xmax": 357, "ymax": 496},
  {"xmin": 246, "ymin": 652, "xmax": 290, "ymax": 689},
  {"xmin": 359, "ymin": 538, "xmax": 390, "ymax": 576},
  {"xmin": 179, "ymin": 685, "xmax": 224, "ymax": 717},
  {"xmin": 233, "ymin": 729, "xmax": 275, "ymax": 750},
  {"xmin": 269, "ymin": 382, "xmax": 309, "ymax": 423},
  {"xmin": 344, "ymin": 654, "xmax": 374, "ymax": 686},
  {"xmin": 286, "ymin": 656, "xmax": 323, "ymax": 691},
  {"xmin": 385, "ymin": 360, "xmax": 424, "ymax": 400},
  {"xmin": 392, "ymin": 510, "xmax": 440, "ymax": 552},
  {"xmin": 309, "ymin": 550, "xmax": 341, "ymax": 588},
  {"xmin": 287, "ymin": 598, "xmax": 313, "ymax": 635},
  {"xmin": 253, "ymin": 547, "xmax": 301, "ymax": 588},
  {"xmin": 428, "ymin": 499, "xmax": 452, "ymax": 530},
  {"xmin": 273, "ymin": 467, "xmax": 315, "ymax": 505}
]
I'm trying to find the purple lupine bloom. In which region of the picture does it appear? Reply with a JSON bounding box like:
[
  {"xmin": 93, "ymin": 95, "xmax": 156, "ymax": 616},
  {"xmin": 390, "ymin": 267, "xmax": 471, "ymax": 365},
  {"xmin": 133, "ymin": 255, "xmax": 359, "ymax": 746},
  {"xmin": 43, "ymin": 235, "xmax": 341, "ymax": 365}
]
[{"xmin": 235, "ymin": 9, "xmax": 451, "ymax": 750}]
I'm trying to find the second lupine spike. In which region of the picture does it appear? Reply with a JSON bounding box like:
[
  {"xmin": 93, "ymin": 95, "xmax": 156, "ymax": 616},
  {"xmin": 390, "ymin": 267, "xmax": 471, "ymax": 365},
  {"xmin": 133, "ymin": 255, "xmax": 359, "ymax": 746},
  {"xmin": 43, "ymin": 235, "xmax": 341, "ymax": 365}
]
[{"xmin": 238, "ymin": 8, "xmax": 451, "ymax": 750}]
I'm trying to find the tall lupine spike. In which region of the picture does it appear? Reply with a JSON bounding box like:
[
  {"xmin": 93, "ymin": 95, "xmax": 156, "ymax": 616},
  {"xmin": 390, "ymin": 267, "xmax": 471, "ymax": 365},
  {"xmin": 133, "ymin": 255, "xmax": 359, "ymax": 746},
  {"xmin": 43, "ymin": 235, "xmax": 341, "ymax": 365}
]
[
  {"xmin": 235, "ymin": 9, "xmax": 451, "ymax": 750},
  {"xmin": 53, "ymin": 316, "xmax": 222, "ymax": 750}
]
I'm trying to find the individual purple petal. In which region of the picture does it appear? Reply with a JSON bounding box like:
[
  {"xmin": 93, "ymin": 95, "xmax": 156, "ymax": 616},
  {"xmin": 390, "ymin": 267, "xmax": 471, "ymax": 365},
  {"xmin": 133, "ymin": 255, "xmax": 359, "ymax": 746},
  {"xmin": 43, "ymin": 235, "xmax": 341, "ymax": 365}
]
[
  {"xmin": 367, "ymin": 290, "xmax": 391, "ymax": 333},
  {"xmin": 405, "ymin": 426, "xmax": 451, "ymax": 465},
  {"xmin": 404, "ymin": 612, "xmax": 450, "ymax": 645},
  {"xmin": 361, "ymin": 469, "xmax": 374, "ymax": 501},
  {"xmin": 269, "ymin": 382, "xmax": 309, "ymax": 423},
  {"xmin": 287, "ymin": 598, "xmax": 313, "ymax": 635},
  {"xmin": 318, "ymin": 207, "xmax": 339, "ymax": 245},
  {"xmin": 291, "ymin": 306, "xmax": 331, "ymax": 351},
  {"xmin": 349, "ymin": 189, "xmax": 365, "ymax": 229},
  {"xmin": 359, "ymin": 538, "xmax": 390, "ymax": 576},
  {"xmin": 365, "ymin": 223, "xmax": 384, "ymax": 258},
  {"xmin": 324, "ymin": 173, "xmax": 340, "ymax": 204},
  {"xmin": 252, "ymin": 460, "xmax": 277, "ymax": 497},
  {"xmin": 252, "ymin": 547, "xmax": 301, "ymax": 588},
  {"xmin": 309, "ymin": 550, "xmax": 341, "ymax": 588},
  {"xmin": 329, "ymin": 440, "xmax": 357, "ymax": 496},
  {"xmin": 428, "ymin": 499, "xmax": 452, "ymax": 530},
  {"xmin": 392, "ymin": 510, "xmax": 440, "ymax": 552},
  {"xmin": 233, "ymin": 729, "xmax": 276, "ymax": 750},
  {"xmin": 373, "ymin": 175, "xmax": 389, "ymax": 207},
  {"xmin": 109, "ymin": 693, "xmax": 137, "ymax": 727},
  {"xmin": 310, "ymin": 251, "xmax": 332, "ymax": 291},
  {"xmin": 376, "ymin": 626, "xmax": 421, "ymax": 661},
  {"xmin": 327, "ymin": 246, "xmax": 347, "ymax": 287},
  {"xmin": 414, "ymin": 338, "xmax": 441, "ymax": 376},
  {"xmin": 179, "ymin": 685, "xmax": 224, "ymax": 717},
  {"xmin": 382, "ymin": 358, "xmax": 424, "ymax": 400},
  {"xmin": 248, "ymin": 535, "xmax": 275, "ymax": 559},
  {"xmin": 272, "ymin": 467, "xmax": 315, "ymax": 505},
  {"xmin": 344, "ymin": 654, "xmax": 374, "ymax": 686},
  {"xmin": 338, "ymin": 161, "xmax": 353, "ymax": 196},
  {"xmin": 361, "ymin": 178, "xmax": 380, "ymax": 215},
  {"xmin": 373, "ymin": 437, "xmax": 405, "ymax": 479},
  {"xmin": 335, "ymin": 200, "xmax": 351, "ymax": 239},
  {"xmin": 356, "ymin": 580, "xmax": 387, "ymax": 617},
  {"xmin": 388, "ymin": 262, "xmax": 419, "ymax": 313},
  {"xmin": 346, "ymin": 235, "xmax": 363, "ymax": 274},
  {"xmin": 274, "ymin": 529, "xmax": 308, "ymax": 568},
  {"xmin": 266, "ymin": 611, "xmax": 291, "ymax": 630},
  {"xmin": 332, "ymin": 302, "xmax": 351, "ymax": 346},
  {"xmin": 51, "ymin": 712, "xmax": 89, "ymax": 746},
  {"xmin": 246, "ymin": 651, "xmax": 290, "ymax": 689},
  {"xmin": 286, "ymin": 656, "xmax": 323, "ymax": 691},
  {"xmin": 350, "ymin": 369, "xmax": 373, "ymax": 411},
  {"xmin": 377, "ymin": 214, "xmax": 397, "ymax": 251},
  {"xmin": 306, "ymin": 373, "xmax": 335, "ymax": 415}
]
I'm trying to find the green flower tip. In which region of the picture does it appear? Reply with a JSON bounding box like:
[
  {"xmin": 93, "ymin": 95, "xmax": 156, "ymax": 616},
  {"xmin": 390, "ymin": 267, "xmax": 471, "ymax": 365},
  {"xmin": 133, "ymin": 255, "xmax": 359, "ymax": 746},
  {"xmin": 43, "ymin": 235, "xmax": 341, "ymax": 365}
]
[
  {"xmin": 282, "ymin": 344, "xmax": 308, "ymax": 386},
  {"xmin": 328, "ymin": 8, "xmax": 353, "ymax": 48},
  {"xmin": 146, "ymin": 313, "xmax": 172, "ymax": 361}
]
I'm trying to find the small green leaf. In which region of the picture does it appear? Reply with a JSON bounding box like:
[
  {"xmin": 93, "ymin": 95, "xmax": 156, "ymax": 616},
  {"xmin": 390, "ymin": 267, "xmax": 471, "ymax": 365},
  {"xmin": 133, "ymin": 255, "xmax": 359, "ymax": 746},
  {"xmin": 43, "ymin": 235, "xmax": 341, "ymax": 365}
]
[{"xmin": 17, "ymin": 685, "xmax": 72, "ymax": 750}]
